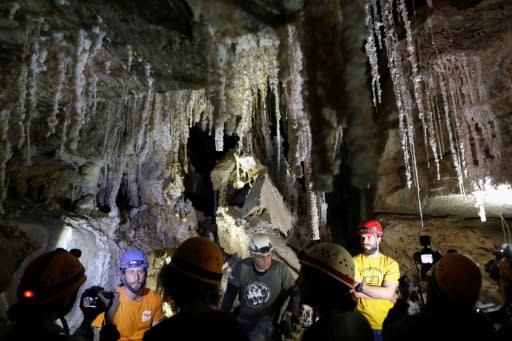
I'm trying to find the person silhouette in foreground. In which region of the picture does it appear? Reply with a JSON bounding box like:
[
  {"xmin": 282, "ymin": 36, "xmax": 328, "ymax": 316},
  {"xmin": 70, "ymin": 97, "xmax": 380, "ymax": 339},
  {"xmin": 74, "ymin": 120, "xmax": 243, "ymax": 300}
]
[
  {"xmin": 142, "ymin": 236, "xmax": 249, "ymax": 341},
  {"xmin": 492, "ymin": 243, "xmax": 512, "ymax": 341},
  {"xmin": 298, "ymin": 241, "xmax": 373, "ymax": 341},
  {"xmin": 0, "ymin": 248, "xmax": 117, "ymax": 341},
  {"xmin": 382, "ymin": 252, "xmax": 495, "ymax": 341}
]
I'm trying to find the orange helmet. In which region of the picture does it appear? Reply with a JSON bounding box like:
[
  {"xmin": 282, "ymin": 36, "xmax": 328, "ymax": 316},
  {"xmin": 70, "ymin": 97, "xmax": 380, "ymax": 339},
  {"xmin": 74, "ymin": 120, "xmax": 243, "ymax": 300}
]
[
  {"xmin": 499, "ymin": 258, "xmax": 512, "ymax": 281},
  {"xmin": 356, "ymin": 219, "xmax": 383, "ymax": 236},
  {"xmin": 170, "ymin": 237, "xmax": 224, "ymax": 285},
  {"xmin": 431, "ymin": 253, "xmax": 481, "ymax": 304},
  {"xmin": 17, "ymin": 248, "xmax": 86, "ymax": 305},
  {"xmin": 499, "ymin": 244, "xmax": 512, "ymax": 281}
]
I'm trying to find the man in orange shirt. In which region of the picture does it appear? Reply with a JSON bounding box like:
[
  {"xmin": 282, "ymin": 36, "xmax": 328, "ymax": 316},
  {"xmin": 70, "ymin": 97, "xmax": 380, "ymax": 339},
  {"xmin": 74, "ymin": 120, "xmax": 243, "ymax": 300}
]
[{"xmin": 92, "ymin": 249, "xmax": 164, "ymax": 341}]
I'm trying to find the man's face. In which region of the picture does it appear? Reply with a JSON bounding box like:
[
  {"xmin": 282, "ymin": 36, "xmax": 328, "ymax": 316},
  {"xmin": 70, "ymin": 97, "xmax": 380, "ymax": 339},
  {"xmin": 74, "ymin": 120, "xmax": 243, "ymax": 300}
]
[
  {"xmin": 252, "ymin": 251, "xmax": 272, "ymax": 272},
  {"xmin": 122, "ymin": 266, "xmax": 146, "ymax": 294},
  {"xmin": 360, "ymin": 233, "xmax": 380, "ymax": 255}
]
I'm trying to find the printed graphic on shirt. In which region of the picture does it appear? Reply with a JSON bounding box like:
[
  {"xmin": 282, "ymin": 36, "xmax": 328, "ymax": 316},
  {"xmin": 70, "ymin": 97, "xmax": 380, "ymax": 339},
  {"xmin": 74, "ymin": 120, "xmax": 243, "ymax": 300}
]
[
  {"xmin": 361, "ymin": 266, "xmax": 384, "ymax": 285},
  {"xmin": 142, "ymin": 310, "xmax": 152, "ymax": 322},
  {"xmin": 243, "ymin": 281, "xmax": 271, "ymax": 308}
]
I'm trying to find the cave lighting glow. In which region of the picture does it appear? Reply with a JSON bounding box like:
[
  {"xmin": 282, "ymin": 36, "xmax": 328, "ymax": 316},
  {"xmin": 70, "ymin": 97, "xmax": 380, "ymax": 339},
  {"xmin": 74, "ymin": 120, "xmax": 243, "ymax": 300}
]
[
  {"xmin": 472, "ymin": 177, "xmax": 512, "ymax": 222},
  {"xmin": 56, "ymin": 225, "xmax": 75, "ymax": 251}
]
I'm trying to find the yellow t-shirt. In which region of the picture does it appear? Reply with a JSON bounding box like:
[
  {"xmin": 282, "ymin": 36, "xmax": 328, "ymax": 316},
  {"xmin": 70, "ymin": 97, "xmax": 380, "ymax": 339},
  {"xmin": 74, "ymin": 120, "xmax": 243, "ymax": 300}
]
[
  {"xmin": 92, "ymin": 286, "xmax": 165, "ymax": 341},
  {"xmin": 353, "ymin": 253, "xmax": 400, "ymax": 330}
]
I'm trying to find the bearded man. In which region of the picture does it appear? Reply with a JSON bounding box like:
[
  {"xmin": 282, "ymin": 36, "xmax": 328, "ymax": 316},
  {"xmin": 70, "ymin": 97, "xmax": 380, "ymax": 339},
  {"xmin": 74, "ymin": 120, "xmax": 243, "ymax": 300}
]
[{"xmin": 352, "ymin": 219, "xmax": 400, "ymax": 341}]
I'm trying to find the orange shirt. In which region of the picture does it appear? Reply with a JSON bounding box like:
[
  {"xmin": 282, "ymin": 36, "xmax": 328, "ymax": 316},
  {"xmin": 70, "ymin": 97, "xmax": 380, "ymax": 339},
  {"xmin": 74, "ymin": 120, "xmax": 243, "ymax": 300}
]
[{"xmin": 92, "ymin": 286, "xmax": 164, "ymax": 341}]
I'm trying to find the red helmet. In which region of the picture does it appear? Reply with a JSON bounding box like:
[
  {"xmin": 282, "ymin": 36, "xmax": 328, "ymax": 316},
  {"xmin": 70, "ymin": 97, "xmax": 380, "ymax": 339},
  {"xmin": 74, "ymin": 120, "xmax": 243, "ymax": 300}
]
[{"xmin": 356, "ymin": 219, "xmax": 383, "ymax": 236}]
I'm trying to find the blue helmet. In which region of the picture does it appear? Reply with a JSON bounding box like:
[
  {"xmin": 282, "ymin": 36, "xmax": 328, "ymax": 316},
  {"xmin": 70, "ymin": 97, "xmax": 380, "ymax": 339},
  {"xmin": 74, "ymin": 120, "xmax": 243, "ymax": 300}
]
[{"xmin": 120, "ymin": 250, "xmax": 149, "ymax": 270}]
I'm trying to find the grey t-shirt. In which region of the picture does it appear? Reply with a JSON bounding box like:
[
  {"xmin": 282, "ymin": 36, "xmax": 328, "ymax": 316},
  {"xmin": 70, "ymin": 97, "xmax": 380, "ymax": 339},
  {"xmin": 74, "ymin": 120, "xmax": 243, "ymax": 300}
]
[{"xmin": 228, "ymin": 258, "xmax": 295, "ymax": 321}]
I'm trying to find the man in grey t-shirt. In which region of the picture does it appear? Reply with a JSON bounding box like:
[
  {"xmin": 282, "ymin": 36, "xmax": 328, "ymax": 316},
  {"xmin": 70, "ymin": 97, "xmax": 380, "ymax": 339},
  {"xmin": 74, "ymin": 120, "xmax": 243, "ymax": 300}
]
[{"xmin": 220, "ymin": 233, "xmax": 300, "ymax": 341}]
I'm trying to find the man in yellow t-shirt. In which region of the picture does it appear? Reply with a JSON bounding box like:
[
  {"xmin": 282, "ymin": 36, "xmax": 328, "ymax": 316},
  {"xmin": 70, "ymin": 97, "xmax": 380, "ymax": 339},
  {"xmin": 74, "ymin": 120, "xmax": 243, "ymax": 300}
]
[
  {"xmin": 92, "ymin": 250, "xmax": 165, "ymax": 341},
  {"xmin": 352, "ymin": 219, "xmax": 400, "ymax": 341}
]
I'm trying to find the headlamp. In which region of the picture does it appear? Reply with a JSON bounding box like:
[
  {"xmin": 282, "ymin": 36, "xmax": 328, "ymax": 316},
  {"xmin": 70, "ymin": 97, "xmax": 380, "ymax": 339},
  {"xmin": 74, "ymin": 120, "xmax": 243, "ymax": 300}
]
[{"xmin": 128, "ymin": 260, "xmax": 145, "ymax": 267}]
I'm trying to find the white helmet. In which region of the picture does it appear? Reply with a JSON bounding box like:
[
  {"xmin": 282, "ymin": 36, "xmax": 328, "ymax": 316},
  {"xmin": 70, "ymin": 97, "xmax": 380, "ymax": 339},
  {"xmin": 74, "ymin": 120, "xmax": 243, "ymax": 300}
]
[
  {"xmin": 299, "ymin": 242, "xmax": 355, "ymax": 288},
  {"xmin": 249, "ymin": 233, "xmax": 273, "ymax": 254}
]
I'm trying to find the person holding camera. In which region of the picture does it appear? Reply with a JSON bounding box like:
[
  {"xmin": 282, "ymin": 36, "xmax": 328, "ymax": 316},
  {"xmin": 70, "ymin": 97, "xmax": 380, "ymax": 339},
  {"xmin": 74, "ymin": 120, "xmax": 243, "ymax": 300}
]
[
  {"xmin": 382, "ymin": 252, "xmax": 495, "ymax": 341},
  {"xmin": 0, "ymin": 248, "xmax": 116, "ymax": 341},
  {"xmin": 142, "ymin": 236, "xmax": 249, "ymax": 340},
  {"xmin": 91, "ymin": 249, "xmax": 164, "ymax": 341},
  {"xmin": 352, "ymin": 219, "xmax": 400, "ymax": 341}
]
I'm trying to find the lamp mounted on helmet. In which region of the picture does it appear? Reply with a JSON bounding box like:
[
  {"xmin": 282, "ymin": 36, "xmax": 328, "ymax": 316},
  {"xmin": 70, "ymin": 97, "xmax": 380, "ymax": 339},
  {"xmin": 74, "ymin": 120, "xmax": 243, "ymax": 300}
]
[{"xmin": 120, "ymin": 249, "xmax": 149, "ymax": 270}]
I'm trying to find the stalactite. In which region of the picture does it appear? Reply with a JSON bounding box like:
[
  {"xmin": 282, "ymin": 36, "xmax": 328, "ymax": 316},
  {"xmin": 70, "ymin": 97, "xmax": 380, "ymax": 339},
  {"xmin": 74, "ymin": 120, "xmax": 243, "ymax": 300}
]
[
  {"xmin": 68, "ymin": 29, "xmax": 92, "ymax": 152},
  {"xmin": 398, "ymin": 0, "xmax": 439, "ymax": 180},
  {"xmin": 280, "ymin": 21, "xmax": 320, "ymax": 242},
  {"xmin": 209, "ymin": 37, "xmax": 228, "ymax": 152},
  {"xmin": 150, "ymin": 93, "xmax": 164, "ymax": 146},
  {"xmin": 303, "ymin": 130, "xmax": 319, "ymax": 241},
  {"xmin": 89, "ymin": 75, "xmax": 99, "ymax": 120},
  {"xmin": 376, "ymin": 0, "xmax": 424, "ymax": 224},
  {"xmin": 26, "ymin": 19, "xmax": 45, "ymax": 166},
  {"xmin": 101, "ymin": 101, "xmax": 114, "ymax": 160},
  {"xmin": 367, "ymin": 0, "xmax": 504, "ymax": 222},
  {"xmin": 365, "ymin": 1, "xmax": 382, "ymax": 107},
  {"xmin": 473, "ymin": 177, "xmax": 492, "ymax": 222},
  {"xmin": 84, "ymin": 27, "xmax": 105, "ymax": 123},
  {"xmin": 436, "ymin": 60, "xmax": 465, "ymax": 195},
  {"xmin": 15, "ymin": 62, "xmax": 28, "ymax": 150},
  {"xmin": 49, "ymin": 33, "xmax": 69, "ymax": 136},
  {"xmin": 284, "ymin": 24, "xmax": 307, "ymax": 178},
  {"xmin": 135, "ymin": 63, "xmax": 155, "ymax": 154},
  {"xmin": 267, "ymin": 43, "xmax": 281, "ymax": 176},
  {"xmin": 169, "ymin": 90, "xmax": 192, "ymax": 166},
  {"xmin": 380, "ymin": 1, "xmax": 411, "ymax": 187},
  {"xmin": 0, "ymin": 109, "xmax": 12, "ymax": 214}
]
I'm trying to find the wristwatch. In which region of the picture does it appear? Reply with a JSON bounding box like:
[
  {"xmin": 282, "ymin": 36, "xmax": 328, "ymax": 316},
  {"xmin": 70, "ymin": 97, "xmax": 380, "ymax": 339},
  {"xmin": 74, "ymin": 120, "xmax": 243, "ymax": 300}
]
[{"xmin": 355, "ymin": 282, "xmax": 364, "ymax": 293}]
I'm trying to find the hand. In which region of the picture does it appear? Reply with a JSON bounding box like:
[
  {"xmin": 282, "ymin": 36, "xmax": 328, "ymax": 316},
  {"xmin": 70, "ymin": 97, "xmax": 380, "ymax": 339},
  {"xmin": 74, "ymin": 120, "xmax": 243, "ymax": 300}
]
[
  {"xmin": 391, "ymin": 292, "xmax": 399, "ymax": 303},
  {"xmin": 280, "ymin": 312, "xmax": 297, "ymax": 337},
  {"xmin": 98, "ymin": 290, "xmax": 120, "ymax": 325},
  {"xmin": 79, "ymin": 286, "xmax": 106, "ymax": 321}
]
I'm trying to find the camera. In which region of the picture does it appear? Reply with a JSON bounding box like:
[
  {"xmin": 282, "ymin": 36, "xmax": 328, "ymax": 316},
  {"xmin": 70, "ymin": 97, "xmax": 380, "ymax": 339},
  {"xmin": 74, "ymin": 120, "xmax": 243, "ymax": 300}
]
[
  {"xmin": 413, "ymin": 235, "xmax": 441, "ymax": 279},
  {"xmin": 80, "ymin": 286, "xmax": 114, "ymax": 311}
]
